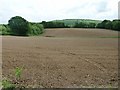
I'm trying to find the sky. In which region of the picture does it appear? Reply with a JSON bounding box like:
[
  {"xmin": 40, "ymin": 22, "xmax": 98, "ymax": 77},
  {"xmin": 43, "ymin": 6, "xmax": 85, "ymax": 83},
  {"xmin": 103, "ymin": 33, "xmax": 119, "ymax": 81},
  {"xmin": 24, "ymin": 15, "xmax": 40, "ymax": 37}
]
[{"xmin": 0, "ymin": 0, "xmax": 119, "ymax": 24}]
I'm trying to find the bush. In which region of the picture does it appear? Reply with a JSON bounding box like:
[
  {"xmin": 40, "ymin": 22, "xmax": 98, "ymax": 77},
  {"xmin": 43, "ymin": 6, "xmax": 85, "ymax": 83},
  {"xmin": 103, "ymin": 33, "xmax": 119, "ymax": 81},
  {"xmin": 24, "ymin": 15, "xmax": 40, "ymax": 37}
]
[
  {"xmin": 28, "ymin": 23, "xmax": 44, "ymax": 35},
  {"xmin": 0, "ymin": 24, "xmax": 11, "ymax": 35}
]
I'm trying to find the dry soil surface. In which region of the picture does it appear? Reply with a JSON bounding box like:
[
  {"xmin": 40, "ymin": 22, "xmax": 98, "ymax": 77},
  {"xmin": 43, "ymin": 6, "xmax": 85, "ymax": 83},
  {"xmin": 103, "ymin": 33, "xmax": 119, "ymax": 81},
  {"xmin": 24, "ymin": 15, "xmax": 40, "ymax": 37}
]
[{"xmin": 2, "ymin": 28, "xmax": 118, "ymax": 88}]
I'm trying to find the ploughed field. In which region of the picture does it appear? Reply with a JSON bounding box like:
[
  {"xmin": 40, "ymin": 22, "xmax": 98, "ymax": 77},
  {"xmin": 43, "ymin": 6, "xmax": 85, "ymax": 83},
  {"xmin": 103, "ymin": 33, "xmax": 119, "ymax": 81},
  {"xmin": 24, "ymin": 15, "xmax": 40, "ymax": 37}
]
[{"xmin": 2, "ymin": 28, "xmax": 118, "ymax": 88}]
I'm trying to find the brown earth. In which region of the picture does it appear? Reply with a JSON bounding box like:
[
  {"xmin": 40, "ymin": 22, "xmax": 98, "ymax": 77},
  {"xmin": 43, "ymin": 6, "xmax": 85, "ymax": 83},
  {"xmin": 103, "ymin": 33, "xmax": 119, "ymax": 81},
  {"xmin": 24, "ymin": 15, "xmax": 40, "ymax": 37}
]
[{"xmin": 2, "ymin": 28, "xmax": 118, "ymax": 88}]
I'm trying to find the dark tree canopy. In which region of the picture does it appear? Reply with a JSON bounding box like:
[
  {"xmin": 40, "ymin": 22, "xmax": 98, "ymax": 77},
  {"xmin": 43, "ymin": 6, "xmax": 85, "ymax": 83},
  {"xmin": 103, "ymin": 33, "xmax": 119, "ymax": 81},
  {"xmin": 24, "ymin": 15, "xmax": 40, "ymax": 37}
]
[
  {"xmin": 8, "ymin": 16, "xmax": 29, "ymax": 36},
  {"xmin": 112, "ymin": 20, "xmax": 120, "ymax": 31},
  {"xmin": 41, "ymin": 21, "xmax": 66, "ymax": 28},
  {"xmin": 96, "ymin": 19, "xmax": 120, "ymax": 31}
]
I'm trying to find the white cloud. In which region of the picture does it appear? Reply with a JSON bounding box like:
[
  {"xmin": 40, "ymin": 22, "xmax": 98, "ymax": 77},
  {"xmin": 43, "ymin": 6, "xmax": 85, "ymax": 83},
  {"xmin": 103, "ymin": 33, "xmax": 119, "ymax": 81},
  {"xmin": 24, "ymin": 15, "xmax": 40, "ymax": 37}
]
[{"xmin": 0, "ymin": 0, "xmax": 119, "ymax": 24}]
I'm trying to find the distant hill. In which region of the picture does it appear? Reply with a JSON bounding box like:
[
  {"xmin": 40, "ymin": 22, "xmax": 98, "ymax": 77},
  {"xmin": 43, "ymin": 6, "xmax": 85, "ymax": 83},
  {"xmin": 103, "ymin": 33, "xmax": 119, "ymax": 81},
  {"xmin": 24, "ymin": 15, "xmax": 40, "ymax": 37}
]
[{"xmin": 51, "ymin": 19, "xmax": 102, "ymax": 27}]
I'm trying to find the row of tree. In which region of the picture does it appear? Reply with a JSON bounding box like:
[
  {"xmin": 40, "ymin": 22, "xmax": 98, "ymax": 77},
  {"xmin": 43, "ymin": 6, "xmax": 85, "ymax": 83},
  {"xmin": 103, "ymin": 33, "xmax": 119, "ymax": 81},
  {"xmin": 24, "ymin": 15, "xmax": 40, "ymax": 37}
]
[
  {"xmin": 41, "ymin": 19, "xmax": 120, "ymax": 31},
  {"xmin": 41, "ymin": 21, "xmax": 96, "ymax": 28},
  {"xmin": 0, "ymin": 16, "xmax": 119, "ymax": 36}
]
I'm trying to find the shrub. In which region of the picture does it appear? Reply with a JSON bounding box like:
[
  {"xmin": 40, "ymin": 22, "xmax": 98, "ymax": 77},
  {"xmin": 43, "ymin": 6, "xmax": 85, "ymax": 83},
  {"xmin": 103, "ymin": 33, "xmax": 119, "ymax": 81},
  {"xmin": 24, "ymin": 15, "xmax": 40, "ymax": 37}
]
[
  {"xmin": 28, "ymin": 23, "xmax": 44, "ymax": 35},
  {"xmin": 0, "ymin": 25, "xmax": 11, "ymax": 35}
]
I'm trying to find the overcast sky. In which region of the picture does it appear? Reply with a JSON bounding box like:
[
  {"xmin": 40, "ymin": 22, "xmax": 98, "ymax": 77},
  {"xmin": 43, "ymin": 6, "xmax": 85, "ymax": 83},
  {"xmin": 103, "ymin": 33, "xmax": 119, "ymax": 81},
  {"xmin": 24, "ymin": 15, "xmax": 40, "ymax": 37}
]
[{"xmin": 0, "ymin": 0, "xmax": 119, "ymax": 24}]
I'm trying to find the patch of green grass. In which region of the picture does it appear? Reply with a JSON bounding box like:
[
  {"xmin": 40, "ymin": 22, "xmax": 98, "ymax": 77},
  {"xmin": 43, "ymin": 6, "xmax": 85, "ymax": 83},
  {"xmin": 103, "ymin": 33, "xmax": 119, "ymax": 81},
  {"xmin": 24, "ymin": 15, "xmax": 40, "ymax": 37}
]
[
  {"xmin": 2, "ymin": 79, "xmax": 15, "ymax": 89},
  {"xmin": 15, "ymin": 67, "xmax": 22, "ymax": 79},
  {"xmin": 2, "ymin": 67, "xmax": 23, "ymax": 89}
]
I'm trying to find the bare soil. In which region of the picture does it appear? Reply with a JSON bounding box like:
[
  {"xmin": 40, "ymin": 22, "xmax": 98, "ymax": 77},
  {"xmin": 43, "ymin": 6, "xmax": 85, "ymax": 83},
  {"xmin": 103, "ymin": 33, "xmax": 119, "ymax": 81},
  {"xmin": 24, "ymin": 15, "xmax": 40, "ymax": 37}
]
[{"xmin": 2, "ymin": 28, "xmax": 118, "ymax": 88}]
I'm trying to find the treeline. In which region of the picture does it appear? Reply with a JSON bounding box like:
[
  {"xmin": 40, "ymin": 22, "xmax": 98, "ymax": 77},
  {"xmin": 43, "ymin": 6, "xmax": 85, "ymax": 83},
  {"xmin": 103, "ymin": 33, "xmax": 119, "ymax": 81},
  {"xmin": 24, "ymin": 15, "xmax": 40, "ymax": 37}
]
[
  {"xmin": 41, "ymin": 19, "xmax": 120, "ymax": 31},
  {"xmin": 96, "ymin": 20, "xmax": 120, "ymax": 31},
  {"xmin": 0, "ymin": 16, "xmax": 44, "ymax": 36},
  {"xmin": 41, "ymin": 21, "xmax": 69, "ymax": 28},
  {"xmin": 74, "ymin": 22, "xmax": 96, "ymax": 28},
  {"xmin": 0, "ymin": 16, "xmax": 119, "ymax": 36}
]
